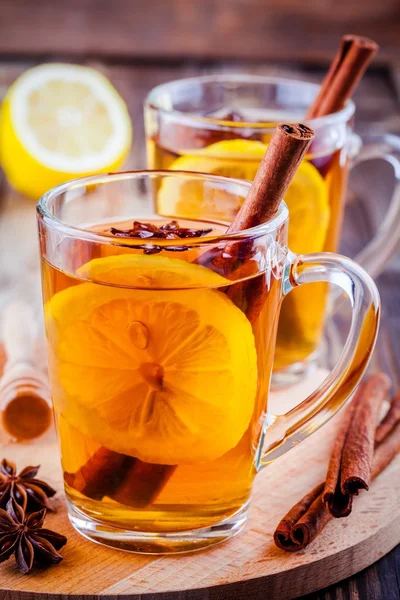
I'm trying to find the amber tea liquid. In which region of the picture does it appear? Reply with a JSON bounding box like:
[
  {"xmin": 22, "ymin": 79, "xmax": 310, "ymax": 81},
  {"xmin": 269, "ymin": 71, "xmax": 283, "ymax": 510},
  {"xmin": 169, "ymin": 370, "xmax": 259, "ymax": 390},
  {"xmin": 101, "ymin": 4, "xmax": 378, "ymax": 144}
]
[{"xmin": 42, "ymin": 217, "xmax": 283, "ymax": 533}]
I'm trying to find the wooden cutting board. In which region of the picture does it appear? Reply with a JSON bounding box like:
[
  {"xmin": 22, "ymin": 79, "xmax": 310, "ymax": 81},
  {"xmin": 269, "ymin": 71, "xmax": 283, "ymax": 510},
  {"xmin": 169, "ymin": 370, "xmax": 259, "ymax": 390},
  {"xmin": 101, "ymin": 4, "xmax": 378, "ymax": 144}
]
[{"xmin": 0, "ymin": 368, "xmax": 399, "ymax": 600}]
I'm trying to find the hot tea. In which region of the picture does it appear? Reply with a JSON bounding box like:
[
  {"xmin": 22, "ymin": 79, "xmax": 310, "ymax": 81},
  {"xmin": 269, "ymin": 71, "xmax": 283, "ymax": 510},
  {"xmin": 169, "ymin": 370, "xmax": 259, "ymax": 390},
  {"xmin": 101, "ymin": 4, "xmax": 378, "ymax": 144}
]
[{"xmin": 42, "ymin": 216, "xmax": 282, "ymax": 535}]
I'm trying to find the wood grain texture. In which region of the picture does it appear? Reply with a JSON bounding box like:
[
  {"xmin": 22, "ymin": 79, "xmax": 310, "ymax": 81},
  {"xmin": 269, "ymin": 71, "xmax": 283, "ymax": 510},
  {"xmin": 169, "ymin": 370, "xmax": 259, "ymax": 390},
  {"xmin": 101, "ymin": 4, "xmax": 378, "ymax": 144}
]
[
  {"xmin": 0, "ymin": 371, "xmax": 398, "ymax": 599},
  {"xmin": 0, "ymin": 0, "xmax": 399, "ymax": 63},
  {"xmin": 0, "ymin": 60, "xmax": 399, "ymax": 599}
]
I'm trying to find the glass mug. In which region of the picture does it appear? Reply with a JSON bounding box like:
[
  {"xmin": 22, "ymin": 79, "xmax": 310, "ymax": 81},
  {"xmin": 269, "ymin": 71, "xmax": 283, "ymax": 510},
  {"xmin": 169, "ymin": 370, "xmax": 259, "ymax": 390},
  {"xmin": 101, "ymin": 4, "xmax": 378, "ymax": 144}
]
[
  {"xmin": 38, "ymin": 171, "xmax": 379, "ymax": 554},
  {"xmin": 144, "ymin": 75, "xmax": 400, "ymax": 386}
]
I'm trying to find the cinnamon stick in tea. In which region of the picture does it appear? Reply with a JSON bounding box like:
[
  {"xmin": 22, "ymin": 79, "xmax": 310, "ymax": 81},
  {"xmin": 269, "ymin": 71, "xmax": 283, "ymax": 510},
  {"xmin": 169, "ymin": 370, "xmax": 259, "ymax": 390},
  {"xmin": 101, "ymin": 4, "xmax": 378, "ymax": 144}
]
[
  {"xmin": 64, "ymin": 448, "xmax": 127, "ymax": 500},
  {"xmin": 323, "ymin": 372, "xmax": 391, "ymax": 518},
  {"xmin": 276, "ymin": 36, "xmax": 379, "ymax": 350},
  {"xmin": 112, "ymin": 459, "xmax": 175, "ymax": 508},
  {"xmin": 275, "ymin": 376, "xmax": 400, "ymax": 552},
  {"xmin": 228, "ymin": 124, "xmax": 314, "ymax": 233},
  {"xmin": 64, "ymin": 448, "xmax": 175, "ymax": 508},
  {"xmin": 218, "ymin": 123, "xmax": 314, "ymax": 322},
  {"xmin": 65, "ymin": 123, "xmax": 315, "ymax": 507},
  {"xmin": 306, "ymin": 35, "xmax": 378, "ymax": 120},
  {"xmin": 64, "ymin": 451, "xmax": 175, "ymax": 507},
  {"xmin": 198, "ymin": 123, "xmax": 314, "ymax": 274}
]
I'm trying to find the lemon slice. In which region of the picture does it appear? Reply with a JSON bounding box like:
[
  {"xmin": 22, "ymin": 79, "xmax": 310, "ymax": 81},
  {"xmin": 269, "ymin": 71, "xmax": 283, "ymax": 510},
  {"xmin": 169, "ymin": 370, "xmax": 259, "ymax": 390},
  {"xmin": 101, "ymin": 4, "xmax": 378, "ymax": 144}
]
[
  {"xmin": 169, "ymin": 139, "xmax": 268, "ymax": 180},
  {"xmin": 76, "ymin": 253, "xmax": 228, "ymax": 288},
  {"xmin": 158, "ymin": 139, "xmax": 330, "ymax": 254},
  {"xmin": 0, "ymin": 63, "xmax": 132, "ymax": 199},
  {"xmin": 46, "ymin": 254, "xmax": 257, "ymax": 465}
]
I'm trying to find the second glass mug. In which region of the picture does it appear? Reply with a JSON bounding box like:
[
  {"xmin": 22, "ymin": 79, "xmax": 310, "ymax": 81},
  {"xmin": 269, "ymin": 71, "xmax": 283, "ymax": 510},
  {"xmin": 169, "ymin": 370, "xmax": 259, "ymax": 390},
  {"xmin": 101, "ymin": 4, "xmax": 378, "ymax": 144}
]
[
  {"xmin": 38, "ymin": 171, "xmax": 379, "ymax": 553},
  {"xmin": 144, "ymin": 75, "xmax": 400, "ymax": 385}
]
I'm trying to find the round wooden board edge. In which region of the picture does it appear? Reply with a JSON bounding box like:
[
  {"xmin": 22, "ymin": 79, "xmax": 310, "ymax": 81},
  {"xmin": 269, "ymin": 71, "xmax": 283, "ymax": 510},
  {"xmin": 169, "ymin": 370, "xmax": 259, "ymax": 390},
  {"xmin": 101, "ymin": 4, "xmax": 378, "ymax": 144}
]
[{"xmin": 2, "ymin": 503, "xmax": 399, "ymax": 600}]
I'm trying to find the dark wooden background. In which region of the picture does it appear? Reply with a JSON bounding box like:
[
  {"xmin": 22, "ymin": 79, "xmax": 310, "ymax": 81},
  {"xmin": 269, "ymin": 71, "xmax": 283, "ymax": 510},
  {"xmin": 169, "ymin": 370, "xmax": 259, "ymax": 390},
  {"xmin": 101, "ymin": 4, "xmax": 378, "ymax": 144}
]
[
  {"xmin": 0, "ymin": 1, "xmax": 399, "ymax": 598},
  {"xmin": 1, "ymin": 0, "xmax": 400, "ymax": 63}
]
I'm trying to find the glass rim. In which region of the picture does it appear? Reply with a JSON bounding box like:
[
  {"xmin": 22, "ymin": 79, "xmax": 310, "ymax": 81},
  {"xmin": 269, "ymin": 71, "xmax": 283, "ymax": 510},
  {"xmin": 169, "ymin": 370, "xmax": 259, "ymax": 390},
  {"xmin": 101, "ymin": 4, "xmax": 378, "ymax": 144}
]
[
  {"xmin": 37, "ymin": 170, "xmax": 289, "ymax": 247},
  {"xmin": 145, "ymin": 73, "xmax": 355, "ymax": 132}
]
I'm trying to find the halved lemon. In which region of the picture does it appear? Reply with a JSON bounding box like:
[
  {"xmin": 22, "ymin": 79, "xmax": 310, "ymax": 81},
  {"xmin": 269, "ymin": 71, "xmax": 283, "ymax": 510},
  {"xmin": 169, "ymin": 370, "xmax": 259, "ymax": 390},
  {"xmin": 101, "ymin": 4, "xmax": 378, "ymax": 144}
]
[
  {"xmin": 0, "ymin": 63, "xmax": 132, "ymax": 199},
  {"xmin": 46, "ymin": 254, "xmax": 257, "ymax": 465},
  {"xmin": 158, "ymin": 139, "xmax": 330, "ymax": 254}
]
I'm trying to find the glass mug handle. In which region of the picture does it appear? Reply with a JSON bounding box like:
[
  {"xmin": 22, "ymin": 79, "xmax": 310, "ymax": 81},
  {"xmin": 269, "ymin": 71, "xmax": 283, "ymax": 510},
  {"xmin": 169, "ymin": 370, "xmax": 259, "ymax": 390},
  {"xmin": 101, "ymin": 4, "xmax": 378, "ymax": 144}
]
[
  {"xmin": 351, "ymin": 133, "xmax": 400, "ymax": 278},
  {"xmin": 258, "ymin": 251, "xmax": 380, "ymax": 467}
]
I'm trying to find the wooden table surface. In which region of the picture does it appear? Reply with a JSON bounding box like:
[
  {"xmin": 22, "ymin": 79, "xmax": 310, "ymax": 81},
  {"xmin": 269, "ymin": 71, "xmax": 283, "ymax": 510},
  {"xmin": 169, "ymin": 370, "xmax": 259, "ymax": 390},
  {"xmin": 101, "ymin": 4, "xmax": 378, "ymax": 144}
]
[{"xmin": 0, "ymin": 59, "xmax": 399, "ymax": 599}]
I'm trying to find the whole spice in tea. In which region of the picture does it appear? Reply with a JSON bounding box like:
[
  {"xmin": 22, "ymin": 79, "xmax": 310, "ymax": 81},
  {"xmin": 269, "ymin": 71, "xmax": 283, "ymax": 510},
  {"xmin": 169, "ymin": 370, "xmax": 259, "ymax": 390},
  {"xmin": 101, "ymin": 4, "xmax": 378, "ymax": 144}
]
[
  {"xmin": 0, "ymin": 498, "xmax": 66, "ymax": 573},
  {"xmin": 109, "ymin": 220, "xmax": 213, "ymax": 254},
  {"xmin": 0, "ymin": 459, "xmax": 56, "ymax": 512}
]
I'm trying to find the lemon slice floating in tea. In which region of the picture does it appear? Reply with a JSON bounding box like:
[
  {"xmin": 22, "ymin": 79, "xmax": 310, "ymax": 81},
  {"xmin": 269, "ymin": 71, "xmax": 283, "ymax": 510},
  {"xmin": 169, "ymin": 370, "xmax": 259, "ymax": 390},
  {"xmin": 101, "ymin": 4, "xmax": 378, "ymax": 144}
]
[
  {"xmin": 77, "ymin": 253, "xmax": 227, "ymax": 288},
  {"xmin": 46, "ymin": 254, "xmax": 257, "ymax": 465},
  {"xmin": 158, "ymin": 139, "xmax": 330, "ymax": 253}
]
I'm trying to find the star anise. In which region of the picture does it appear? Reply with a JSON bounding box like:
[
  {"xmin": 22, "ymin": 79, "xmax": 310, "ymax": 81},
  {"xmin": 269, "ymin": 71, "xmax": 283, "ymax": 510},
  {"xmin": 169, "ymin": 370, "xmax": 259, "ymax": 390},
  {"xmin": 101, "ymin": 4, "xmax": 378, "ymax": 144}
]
[
  {"xmin": 109, "ymin": 220, "xmax": 213, "ymax": 254},
  {"xmin": 0, "ymin": 499, "xmax": 67, "ymax": 573},
  {"xmin": 0, "ymin": 459, "xmax": 56, "ymax": 513}
]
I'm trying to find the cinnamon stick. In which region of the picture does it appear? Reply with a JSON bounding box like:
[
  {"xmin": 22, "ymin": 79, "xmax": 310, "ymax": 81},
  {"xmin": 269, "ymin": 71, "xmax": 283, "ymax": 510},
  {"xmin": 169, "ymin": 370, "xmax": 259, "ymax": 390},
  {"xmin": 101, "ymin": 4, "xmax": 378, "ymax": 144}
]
[
  {"xmin": 198, "ymin": 123, "xmax": 314, "ymax": 275},
  {"xmin": 64, "ymin": 451, "xmax": 174, "ymax": 507},
  {"xmin": 273, "ymin": 482, "xmax": 330, "ymax": 552},
  {"xmin": 228, "ymin": 123, "xmax": 314, "ymax": 321},
  {"xmin": 112, "ymin": 459, "xmax": 175, "ymax": 508},
  {"xmin": 306, "ymin": 35, "xmax": 378, "ymax": 120},
  {"xmin": 206, "ymin": 123, "xmax": 314, "ymax": 324},
  {"xmin": 323, "ymin": 373, "xmax": 391, "ymax": 518},
  {"xmin": 275, "ymin": 378, "xmax": 400, "ymax": 552},
  {"xmin": 227, "ymin": 123, "xmax": 314, "ymax": 234},
  {"xmin": 64, "ymin": 448, "xmax": 127, "ymax": 500},
  {"xmin": 273, "ymin": 36, "xmax": 378, "ymax": 372},
  {"xmin": 66, "ymin": 123, "xmax": 315, "ymax": 507}
]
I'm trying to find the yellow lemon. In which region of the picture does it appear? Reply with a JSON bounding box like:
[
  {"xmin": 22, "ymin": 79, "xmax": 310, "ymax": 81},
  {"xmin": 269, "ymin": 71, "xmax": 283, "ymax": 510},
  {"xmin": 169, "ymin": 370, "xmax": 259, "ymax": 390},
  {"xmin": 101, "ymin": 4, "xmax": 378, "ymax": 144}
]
[
  {"xmin": 158, "ymin": 139, "xmax": 330, "ymax": 254},
  {"xmin": 46, "ymin": 254, "xmax": 257, "ymax": 465},
  {"xmin": 0, "ymin": 63, "xmax": 132, "ymax": 199}
]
